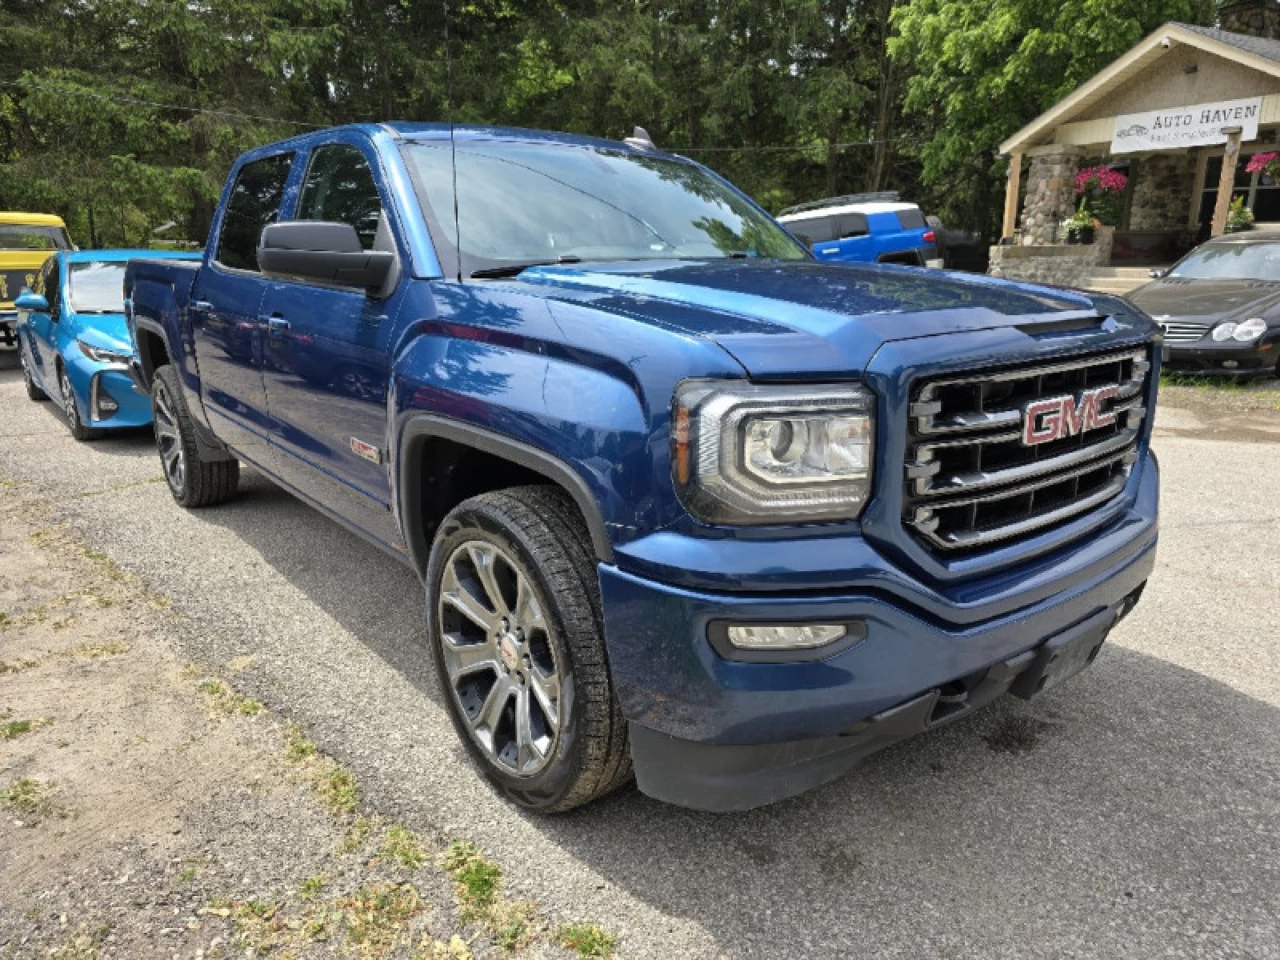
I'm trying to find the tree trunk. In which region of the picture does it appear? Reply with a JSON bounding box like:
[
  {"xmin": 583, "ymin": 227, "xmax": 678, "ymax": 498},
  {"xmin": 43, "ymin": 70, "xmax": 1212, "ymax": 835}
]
[{"xmin": 866, "ymin": 0, "xmax": 897, "ymax": 192}]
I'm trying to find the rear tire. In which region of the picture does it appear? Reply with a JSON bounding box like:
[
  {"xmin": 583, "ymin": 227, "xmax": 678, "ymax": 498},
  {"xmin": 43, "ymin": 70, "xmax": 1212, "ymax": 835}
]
[
  {"xmin": 425, "ymin": 485, "xmax": 631, "ymax": 812},
  {"xmin": 151, "ymin": 364, "xmax": 239, "ymax": 508},
  {"xmin": 21, "ymin": 351, "xmax": 46, "ymax": 401}
]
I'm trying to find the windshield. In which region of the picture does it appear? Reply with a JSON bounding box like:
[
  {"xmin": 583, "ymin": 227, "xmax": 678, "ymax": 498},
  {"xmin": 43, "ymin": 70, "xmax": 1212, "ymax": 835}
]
[
  {"xmin": 402, "ymin": 140, "xmax": 808, "ymax": 277},
  {"xmin": 1168, "ymin": 241, "xmax": 1280, "ymax": 281},
  {"xmin": 0, "ymin": 224, "xmax": 71, "ymax": 251},
  {"xmin": 68, "ymin": 261, "xmax": 126, "ymax": 313}
]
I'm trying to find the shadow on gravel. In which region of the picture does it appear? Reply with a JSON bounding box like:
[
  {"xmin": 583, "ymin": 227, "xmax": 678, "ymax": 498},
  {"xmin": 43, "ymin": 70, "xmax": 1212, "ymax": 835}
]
[{"xmin": 194, "ymin": 476, "xmax": 1279, "ymax": 956}]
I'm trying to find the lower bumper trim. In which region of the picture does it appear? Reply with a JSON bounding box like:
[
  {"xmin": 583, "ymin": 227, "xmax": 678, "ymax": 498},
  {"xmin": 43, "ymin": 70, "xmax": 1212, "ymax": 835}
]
[{"xmin": 630, "ymin": 595, "xmax": 1138, "ymax": 812}]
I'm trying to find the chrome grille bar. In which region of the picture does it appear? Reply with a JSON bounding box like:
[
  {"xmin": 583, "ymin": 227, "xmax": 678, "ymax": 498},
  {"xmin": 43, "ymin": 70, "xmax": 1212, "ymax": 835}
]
[
  {"xmin": 903, "ymin": 347, "xmax": 1150, "ymax": 553},
  {"xmin": 1158, "ymin": 321, "xmax": 1210, "ymax": 344}
]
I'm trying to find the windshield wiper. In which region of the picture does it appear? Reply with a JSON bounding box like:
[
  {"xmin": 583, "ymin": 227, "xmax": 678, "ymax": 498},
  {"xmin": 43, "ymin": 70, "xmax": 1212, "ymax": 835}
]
[{"xmin": 470, "ymin": 256, "xmax": 582, "ymax": 279}]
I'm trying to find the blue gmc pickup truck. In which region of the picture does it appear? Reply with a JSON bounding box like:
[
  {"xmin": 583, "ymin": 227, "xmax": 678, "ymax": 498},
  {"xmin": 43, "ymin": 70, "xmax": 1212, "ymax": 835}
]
[{"xmin": 125, "ymin": 123, "xmax": 1160, "ymax": 813}]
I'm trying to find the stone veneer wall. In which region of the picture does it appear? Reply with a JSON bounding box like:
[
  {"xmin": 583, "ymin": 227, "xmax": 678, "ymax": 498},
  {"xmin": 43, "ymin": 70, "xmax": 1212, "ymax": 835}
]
[
  {"xmin": 988, "ymin": 227, "xmax": 1115, "ymax": 289},
  {"xmin": 1020, "ymin": 145, "xmax": 1084, "ymax": 246},
  {"xmin": 1128, "ymin": 153, "xmax": 1196, "ymax": 231},
  {"xmin": 1220, "ymin": 0, "xmax": 1280, "ymax": 40}
]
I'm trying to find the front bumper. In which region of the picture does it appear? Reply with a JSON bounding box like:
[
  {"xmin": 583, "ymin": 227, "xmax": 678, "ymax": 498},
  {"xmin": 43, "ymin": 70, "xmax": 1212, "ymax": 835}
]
[
  {"xmin": 64, "ymin": 352, "xmax": 153, "ymax": 428},
  {"xmin": 1163, "ymin": 337, "xmax": 1279, "ymax": 377},
  {"xmin": 599, "ymin": 455, "xmax": 1159, "ymax": 811}
]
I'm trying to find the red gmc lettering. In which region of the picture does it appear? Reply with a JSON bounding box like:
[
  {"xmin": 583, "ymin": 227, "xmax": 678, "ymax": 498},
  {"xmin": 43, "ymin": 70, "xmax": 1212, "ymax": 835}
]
[{"xmin": 1022, "ymin": 386, "xmax": 1120, "ymax": 446}]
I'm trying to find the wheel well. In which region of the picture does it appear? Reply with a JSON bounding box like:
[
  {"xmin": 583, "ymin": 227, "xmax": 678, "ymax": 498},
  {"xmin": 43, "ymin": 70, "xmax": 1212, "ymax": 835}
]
[
  {"xmin": 401, "ymin": 426, "xmax": 614, "ymax": 574},
  {"xmin": 135, "ymin": 327, "xmax": 172, "ymax": 385}
]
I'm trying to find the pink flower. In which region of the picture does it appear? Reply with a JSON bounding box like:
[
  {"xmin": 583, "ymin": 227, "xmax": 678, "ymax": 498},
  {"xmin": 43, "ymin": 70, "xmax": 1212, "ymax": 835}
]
[
  {"xmin": 1246, "ymin": 152, "xmax": 1279, "ymax": 175},
  {"xmin": 1075, "ymin": 165, "xmax": 1128, "ymax": 195}
]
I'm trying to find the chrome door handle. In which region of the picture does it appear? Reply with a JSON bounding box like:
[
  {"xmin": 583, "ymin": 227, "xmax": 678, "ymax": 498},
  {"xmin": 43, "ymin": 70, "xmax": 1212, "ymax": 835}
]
[
  {"xmin": 191, "ymin": 300, "xmax": 215, "ymax": 312},
  {"xmin": 263, "ymin": 314, "xmax": 290, "ymax": 338}
]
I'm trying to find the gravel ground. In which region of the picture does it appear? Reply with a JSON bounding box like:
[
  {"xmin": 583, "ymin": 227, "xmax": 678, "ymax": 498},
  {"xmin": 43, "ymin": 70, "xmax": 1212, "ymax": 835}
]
[{"xmin": 1, "ymin": 347, "xmax": 1277, "ymax": 959}]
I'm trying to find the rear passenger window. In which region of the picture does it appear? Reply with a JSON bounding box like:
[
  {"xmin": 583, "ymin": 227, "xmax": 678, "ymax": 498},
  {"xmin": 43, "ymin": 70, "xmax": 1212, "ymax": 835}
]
[
  {"xmin": 297, "ymin": 144, "xmax": 384, "ymax": 250},
  {"xmin": 896, "ymin": 207, "xmax": 927, "ymax": 231},
  {"xmin": 838, "ymin": 214, "xmax": 869, "ymax": 238},
  {"xmin": 216, "ymin": 153, "xmax": 294, "ymax": 272},
  {"xmin": 789, "ymin": 216, "xmax": 836, "ymax": 245}
]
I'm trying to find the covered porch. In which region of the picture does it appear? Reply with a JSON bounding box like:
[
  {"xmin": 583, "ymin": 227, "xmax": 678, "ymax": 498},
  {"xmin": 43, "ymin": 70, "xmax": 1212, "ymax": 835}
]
[{"xmin": 990, "ymin": 13, "xmax": 1280, "ymax": 293}]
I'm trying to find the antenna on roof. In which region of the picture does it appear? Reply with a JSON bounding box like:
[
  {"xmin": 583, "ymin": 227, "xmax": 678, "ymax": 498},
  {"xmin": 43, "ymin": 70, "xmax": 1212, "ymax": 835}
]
[{"xmin": 624, "ymin": 126, "xmax": 656, "ymax": 151}]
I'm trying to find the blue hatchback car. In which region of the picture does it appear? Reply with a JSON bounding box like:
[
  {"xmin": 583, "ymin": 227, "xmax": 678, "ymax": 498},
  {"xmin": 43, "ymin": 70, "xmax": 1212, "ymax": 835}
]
[{"xmin": 14, "ymin": 249, "xmax": 201, "ymax": 440}]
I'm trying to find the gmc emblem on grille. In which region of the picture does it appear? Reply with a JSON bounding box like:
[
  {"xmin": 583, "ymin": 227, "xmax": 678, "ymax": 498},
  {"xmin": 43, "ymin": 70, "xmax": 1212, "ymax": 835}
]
[{"xmin": 1021, "ymin": 385, "xmax": 1120, "ymax": 446}]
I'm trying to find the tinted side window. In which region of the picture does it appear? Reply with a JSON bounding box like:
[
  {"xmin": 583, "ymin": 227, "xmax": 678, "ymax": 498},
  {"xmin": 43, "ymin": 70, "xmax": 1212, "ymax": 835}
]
[
  {"xmin": 297, "ymin": 144, "xmax": 383, "ymax": 250},
  {"xmin": 790, "ymin": 216, "xmax": 836, "ymax": 245},
  {"xmin": 896, "ymin": 208, "xmax": 926, "ymax": 231},
  {"xmin": 216, "ymin": 153, "xmax": 294, "ymax": 272},
  {"xmin": 838, "ymin": 213, "xmax": 869, "ymax": 238},
  {"xmin": 44, "ymin": 259, "xmax": 62, "ymax": 314}
]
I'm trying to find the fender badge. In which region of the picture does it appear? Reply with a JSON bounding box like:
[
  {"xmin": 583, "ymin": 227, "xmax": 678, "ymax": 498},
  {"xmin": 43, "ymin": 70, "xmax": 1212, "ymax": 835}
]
[{"xmin": 350, "ymin": 437, "xmax": 382, "ymax": 464}]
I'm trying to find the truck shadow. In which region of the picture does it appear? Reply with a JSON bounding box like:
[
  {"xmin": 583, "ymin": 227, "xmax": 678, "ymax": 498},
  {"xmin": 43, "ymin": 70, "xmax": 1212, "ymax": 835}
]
[{"xmin": 195, "ymin": 473, "xmax": 1279, "ymax": 957}]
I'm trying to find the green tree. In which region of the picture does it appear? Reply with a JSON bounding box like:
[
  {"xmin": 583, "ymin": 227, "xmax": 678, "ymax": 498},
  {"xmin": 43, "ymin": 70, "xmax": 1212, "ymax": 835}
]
[{"xmin": 891, "ymin": 0, "xmax": 1217, "ymax": 238}]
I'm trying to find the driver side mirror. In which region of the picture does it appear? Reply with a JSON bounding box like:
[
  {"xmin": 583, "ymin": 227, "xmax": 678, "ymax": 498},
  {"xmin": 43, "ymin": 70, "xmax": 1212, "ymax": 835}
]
[
  {"xmin": 14, "ymin": 290, "xmax": 49, "ymax": 313},
  {"xmin": 1148, "ymin": 268, "xmax": 1168, "ymax": 279},
  {"xmin": 258, "ymin": 221, "xmax": 394, "ymax": 293}
]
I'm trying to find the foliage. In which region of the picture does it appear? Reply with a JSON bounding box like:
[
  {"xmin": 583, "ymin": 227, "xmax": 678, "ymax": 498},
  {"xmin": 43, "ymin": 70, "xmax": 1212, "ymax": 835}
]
[
  {"xmin": 1246, "ymin": 151, "xmax": 1280, "ymax": 180},
  {"xmin": 0, "ymin": 0, "xmax": 1221, "ymax": 247},
  {"xmin": 890, "ymin": 0, "xmax": 1216, "ymax": 237},
  {"xmin": 1227, "ymin": 195, "xmax": 1255, "ymax": 232},
  {"xmin": 1062, "ymin": 199, "xmax": 1097, "ymax": 231}
]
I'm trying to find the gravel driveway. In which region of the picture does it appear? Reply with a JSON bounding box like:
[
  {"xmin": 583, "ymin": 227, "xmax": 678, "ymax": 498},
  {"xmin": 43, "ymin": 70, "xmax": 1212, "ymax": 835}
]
[{"xmin": 1, "ymin": 348, "xmax": 1277, "ymax": 959}]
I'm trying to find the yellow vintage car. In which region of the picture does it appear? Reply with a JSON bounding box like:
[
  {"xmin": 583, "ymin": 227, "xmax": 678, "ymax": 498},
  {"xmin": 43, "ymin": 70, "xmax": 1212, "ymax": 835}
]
[{"xmin": 1, "ymin": 212, "xmax": 73, "ymax": 345}]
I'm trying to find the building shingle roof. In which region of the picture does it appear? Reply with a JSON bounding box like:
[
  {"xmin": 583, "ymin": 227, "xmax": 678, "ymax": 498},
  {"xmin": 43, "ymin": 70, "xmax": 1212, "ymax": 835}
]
[{"xmin": 1174, "ymin": 22, "xmax": 1280, "ymax": 64}]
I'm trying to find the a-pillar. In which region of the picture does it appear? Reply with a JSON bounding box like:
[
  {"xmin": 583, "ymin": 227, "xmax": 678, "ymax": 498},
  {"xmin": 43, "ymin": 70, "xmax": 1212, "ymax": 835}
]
[{"xmin": 1020, "ymin": 144, "xmax": 1084, "ymax": 246}]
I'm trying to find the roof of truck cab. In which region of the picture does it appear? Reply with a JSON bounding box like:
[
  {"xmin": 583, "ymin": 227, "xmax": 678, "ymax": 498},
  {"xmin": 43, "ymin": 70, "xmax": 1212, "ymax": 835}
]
[
  {"xmin": 0, "ymin": 212, "xmax": 67, "ymax": 227},
  {"xmin": 778, "ymin": 202, "xmax": 920, "ymax": 222},
  {"xmin": 243, "ymin": 122, "xmax": 685, "ymax": 161}
]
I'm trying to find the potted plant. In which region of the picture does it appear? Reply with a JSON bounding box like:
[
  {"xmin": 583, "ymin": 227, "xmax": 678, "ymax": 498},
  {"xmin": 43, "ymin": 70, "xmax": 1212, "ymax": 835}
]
[
  {"xmin": 1063, "ymin": 201, "xmax": 1096, "ymax": 244},
  {"xmin": 1226, "ymin": 195, "xmax": 1256, "ymax": 233},
  {"xmin": 1246, "ymin": 151, "xmax": 1280, "ymax": 186},
  {"xmin": 1069, "ymin": 164, "xmax": 1128, "ymax": 242}
]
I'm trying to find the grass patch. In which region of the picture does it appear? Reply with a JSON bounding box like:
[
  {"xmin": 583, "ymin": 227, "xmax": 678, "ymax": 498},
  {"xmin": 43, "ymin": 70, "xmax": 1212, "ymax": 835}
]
[
  {"xmin": 443, "ymin": 841, "xmax": 502, "ymax": 916},
  {"xmin": 198, "ymin": 676, "xmax": 264, "ymax": 716},
  {"xmin": 556, "ymin": 923, "xmax": 617, "ymax": 958},
  {"xmin": 71, "ymin": 641, "xmax": 130, "ymax": 659},
  {"xmin": 1, "ymin": 777, "xmax": 62, "ymax": 825},
  {"xmin": 340, "ymin": 813, "xmax": 380, "ymax": 854},
  {"xmin": 49, "ymin": 924, "xmax": 111, "ymax": 960},
  {"xmin": 284, "ymin": 723, "xmax": 318, "ymax": 762},
  {"xmin": 2, "ymin": 716, "xmax": 55, "ymax": 740},
  {"xmin": 0, "ymin": 657, "xmax": 39, "ymax": 674},
  {"xmin": 381, "ymin": 825, "xmax": 428, "ymax": 870},
  {"xmin": 338, "ymin": 883, "xmax": 424, "ymax": 957},
  {"xmin": 298, "ymin": 874, "xmax": 328, "ymax": 901},
  {"xmin": 319, "ymin": 765, "xmax": 361, "ymax": 816}
]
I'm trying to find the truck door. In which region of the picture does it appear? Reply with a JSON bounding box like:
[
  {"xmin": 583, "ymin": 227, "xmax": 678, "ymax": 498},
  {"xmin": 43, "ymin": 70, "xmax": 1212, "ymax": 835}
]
[
  {"xmin": 257, "ymin": 141, "xmax": 403, "ymax": 547},
  {"xmin": 190, "ymin": 151, "xmax": 295, "ymax": 467}
]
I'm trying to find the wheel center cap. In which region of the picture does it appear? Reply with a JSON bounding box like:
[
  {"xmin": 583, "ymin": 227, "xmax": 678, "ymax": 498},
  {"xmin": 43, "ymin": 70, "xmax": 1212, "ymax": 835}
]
[{"xmin": 498, "ymin": 635, "xmax": 520, "ymax": 671}]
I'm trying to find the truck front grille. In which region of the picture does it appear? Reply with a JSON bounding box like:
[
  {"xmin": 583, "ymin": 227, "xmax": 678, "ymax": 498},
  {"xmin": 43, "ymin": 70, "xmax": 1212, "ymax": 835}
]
[
  {"xmin": 904, "ymin": 349, "xmax": 1150, "ymax": 553},
  {"xmin": 1158, "ymin": 320, "xmax": 1210, "ymax": 344}
]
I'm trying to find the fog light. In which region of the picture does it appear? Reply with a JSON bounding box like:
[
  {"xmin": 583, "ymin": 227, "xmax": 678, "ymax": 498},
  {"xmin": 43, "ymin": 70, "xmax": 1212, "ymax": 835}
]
[
  {"xmin": 97, "ymin": 392, "xmax": 119, "ymax": 413},
  {"xmin": 726, "ymin": 624, "xmax": 846, "ymax": 651}
]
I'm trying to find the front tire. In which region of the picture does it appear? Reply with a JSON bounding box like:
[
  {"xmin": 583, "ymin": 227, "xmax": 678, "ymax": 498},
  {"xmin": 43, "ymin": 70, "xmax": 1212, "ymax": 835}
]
[
  {"xmin": 58, "ymin": 363, "xmax": 96, "ymax": 442},
  {"xmin": 425, "ymin": 486, "xmax": 631, "ymax": 812},
  {"xmin": 151, "ymin": 364, "xmax": 239, "ymax": 508}
]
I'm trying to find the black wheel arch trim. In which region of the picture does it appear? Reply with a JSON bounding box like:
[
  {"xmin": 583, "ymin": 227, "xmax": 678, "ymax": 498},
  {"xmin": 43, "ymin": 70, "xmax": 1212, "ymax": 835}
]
[
  {"xmin": 397, "ymin": 414, "xmax": 615, "ymax": 573},
  {"xmin": 138, "ymin": 322, "xmax": 234, "ymax": 462}
]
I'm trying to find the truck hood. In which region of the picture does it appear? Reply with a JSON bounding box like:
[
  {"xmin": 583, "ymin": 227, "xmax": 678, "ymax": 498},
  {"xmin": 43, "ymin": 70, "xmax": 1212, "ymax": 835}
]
[
  {"xmin": 1129, "ymin": 276, "xmax": 1280, "ymax": 322},
  {"xmin": 517, "ymin": 259, "xmax": 1105, "ymax": 376}
]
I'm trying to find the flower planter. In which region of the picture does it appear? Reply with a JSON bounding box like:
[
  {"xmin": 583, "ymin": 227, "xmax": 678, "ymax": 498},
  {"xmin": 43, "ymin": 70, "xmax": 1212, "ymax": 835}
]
[{"xmin": 1066, "ymin": 226, "xmax": 1095, "ymax": 245}]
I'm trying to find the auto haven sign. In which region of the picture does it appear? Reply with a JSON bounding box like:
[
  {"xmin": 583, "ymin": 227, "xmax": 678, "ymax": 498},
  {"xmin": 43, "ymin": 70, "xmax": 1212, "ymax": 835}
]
[{"xmin": 1110, "ymin": 96, "xmax": 1262, "ymax": 153}]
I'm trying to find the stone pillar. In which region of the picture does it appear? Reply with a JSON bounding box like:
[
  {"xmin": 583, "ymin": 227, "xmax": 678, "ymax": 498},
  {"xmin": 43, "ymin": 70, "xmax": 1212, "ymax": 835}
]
[
  {"xmin": 1220, "ymin": 0, "xmax": 1280, "ymax": 40},
  {"xmin": 1128, "ymin": 153, "xmax": 1196, "ymax": 231},
  {"xmin": 1020, "ymin": 144, "xmax": 1084, "ymax": 246}
]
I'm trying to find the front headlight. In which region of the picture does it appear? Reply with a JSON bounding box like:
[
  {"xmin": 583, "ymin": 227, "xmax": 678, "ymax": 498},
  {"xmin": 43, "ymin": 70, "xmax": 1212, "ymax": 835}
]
[
  {"xmin": 77, "ymin": 340, "xmax": 134, "ymax": 365},
  {"xmin": 672, "ymin": 380, "xmax": 874, "ymax": 525},
  {"xmin": 1232, "ymin": 317, "xmax": 1267, "ymax": 342}
]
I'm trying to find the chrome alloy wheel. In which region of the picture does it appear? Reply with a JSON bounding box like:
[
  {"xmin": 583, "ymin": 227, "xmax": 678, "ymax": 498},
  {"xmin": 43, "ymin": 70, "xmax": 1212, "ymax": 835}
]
[
  {"xmin": 437, "ymin": 540, "xmax": 562, "ymax": 776},
  {"xmin": 60, "ymin": 367, "xmax": 79, "ymax": 428},
  {"xmin": 153, "ymin": 379, "xmax": 186, "ymax": 494}
]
